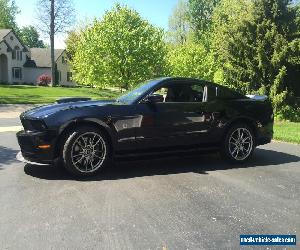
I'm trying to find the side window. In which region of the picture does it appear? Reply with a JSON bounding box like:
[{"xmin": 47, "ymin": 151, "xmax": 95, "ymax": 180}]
[
  {"xmin": 204, "ymin": 86, "xmax": 217, "ymax": 102},
  {"xmin": 189, "ymin": 84, "xmax": 204, "ymax": 102},
  {"xmin": 152, "ymin": 87, "xmax": 168, "ymax": 102},
  {"xmin": 151, "ymin": 82, "xmax": 205, "ymax": 103},
  {"xmin": 215, "ymin": 86, "xmax": 244, "ymax": 99}
]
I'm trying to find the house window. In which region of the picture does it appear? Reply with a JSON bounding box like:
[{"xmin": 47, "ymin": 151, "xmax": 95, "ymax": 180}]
[
  {"xmin": 58, "ymin": 71, "xmax": 61, "ymax": 82},
  {"xmin": 12, "ymin": 46, "xmax": 22, "ymax": 61},
  {"xmin": 12, "ymin": 50, "xmax": 16, "ymax": 59},
  {"xmin": 18, "ymin": 51, "xmax": 22, "ymax": 61},
  {"xmin": 67, "ymin": 72, "xmax": 72, "ymax": 82},
  {"xmin": 12, "ymin": 67, "xmax": 22, "ymax": 80},
  {"xmin": 62, "ymin": 56, "xmax": 67, "ymax": 64}
]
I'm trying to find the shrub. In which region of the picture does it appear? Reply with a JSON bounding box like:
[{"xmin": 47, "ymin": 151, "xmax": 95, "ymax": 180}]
[
  {"xmin": 37, "ymin": 74, "xmax": 51, "ymax": 86},
  {"xmin": 275, "ymin": 105, "xmax": 300, "ymax": 122}
]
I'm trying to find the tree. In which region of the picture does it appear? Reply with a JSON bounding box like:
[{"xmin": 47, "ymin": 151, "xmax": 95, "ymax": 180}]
[
  {"xmin": 20, "ymin": 26, "xmax": 46, "ymax": 48},
  {"xmin": 65, "ymin": 30, "xmax": 81, "ymax": 60},
  {"xmin": 36, "ymin": 0, "xmax": 75, "ymax": 85},
  {"xmin": 211, "ymin": 0, "xmax": 256, "ymax": 91},
  {"xmin": 211, "ymin": 0, "xmax": 300, "ymax": 116},
  {"xmin": 168, "ymin": 0, "xmax": 190, "ymax": 44},
  {"xmin": 0, "ymin": 0, "xmax": 19, "ymax": 31},
  {"xmin": 65, "ymin": 21, "xmax": 89, "ymax": 61},
  {"xmin": 167, "ymin": 42, "xmax": 214, "ymax": 80},
  {"xmin": 72, "ymin": 4, "xmax": 167, "ymax": 89},
  {"xmin": 188, "ymin": 0, "xmax": 220, "ymax": 41}
]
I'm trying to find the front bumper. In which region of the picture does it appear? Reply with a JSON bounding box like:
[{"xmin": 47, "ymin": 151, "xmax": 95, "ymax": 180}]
[{"xmin": 16, "ymin": 130, "xmax": 57, "ymax": 164}]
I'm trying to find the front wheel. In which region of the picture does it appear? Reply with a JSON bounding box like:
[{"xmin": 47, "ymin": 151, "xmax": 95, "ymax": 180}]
[
  {"xmin": 62, "ymin": 126, "xmax": 111, "ymax": 177},
  {"xmin": 222, "ymin": 124, "xmax": 255, "ymax": 163}
]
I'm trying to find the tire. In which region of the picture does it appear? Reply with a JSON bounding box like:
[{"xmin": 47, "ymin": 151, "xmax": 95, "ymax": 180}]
[
  {"xmin": 62, "ymin": 126, "xmax": 111, "ymax": 177},
  {"xmin": 221, "ymin": 123, "xmax": 255, "ymax": 163}
]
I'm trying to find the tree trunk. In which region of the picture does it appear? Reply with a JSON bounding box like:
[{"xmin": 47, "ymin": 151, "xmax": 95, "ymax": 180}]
[{"xmin": 50, "ymin": 0, "xmax": 56, "ymax": 86}]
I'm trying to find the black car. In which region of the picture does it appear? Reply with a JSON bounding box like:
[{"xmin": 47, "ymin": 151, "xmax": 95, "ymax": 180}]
[{"xmin": 17, "ymin": 77, "xmax": 274, "ymax": 176}]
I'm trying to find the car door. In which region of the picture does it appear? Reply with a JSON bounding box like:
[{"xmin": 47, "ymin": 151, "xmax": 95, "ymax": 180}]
[{"xmin": 134, "ymin": 80, "xmax": 216, "ymax": 151}]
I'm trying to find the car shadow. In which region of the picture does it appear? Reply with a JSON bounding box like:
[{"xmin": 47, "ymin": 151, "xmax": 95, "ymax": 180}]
[
  {"xmin": 24, "ymin": 148, "xmax": 300, "ymax": 181},
  {"xmin": 0, "ymin": 146, "xmax": 20, "ymax": 170}
]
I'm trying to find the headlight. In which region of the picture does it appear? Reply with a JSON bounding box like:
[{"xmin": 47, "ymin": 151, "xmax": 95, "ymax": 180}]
[
  {"xmin": 21, "ymin": 119, "xmax": 47, "ymax": 131},
  {"xmin": 30, "ymin": 120, "xmax": 47, "ymax": 131}
]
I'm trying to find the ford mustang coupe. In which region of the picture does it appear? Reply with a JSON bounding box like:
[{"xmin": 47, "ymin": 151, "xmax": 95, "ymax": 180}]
[{"xmin": 17, "ymin": 77, "xmax": 273, "ymax": 176}]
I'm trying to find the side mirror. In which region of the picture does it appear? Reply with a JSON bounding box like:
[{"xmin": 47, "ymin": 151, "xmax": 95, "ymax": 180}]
[{"xmin": 143, "ymin": 94, "xmax": 164, "ymax": 104}]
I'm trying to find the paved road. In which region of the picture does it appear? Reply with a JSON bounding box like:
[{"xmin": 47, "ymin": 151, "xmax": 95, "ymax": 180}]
[{"xmin": 0, "ymin": 112, "xmax": 299, "ymax": 249}]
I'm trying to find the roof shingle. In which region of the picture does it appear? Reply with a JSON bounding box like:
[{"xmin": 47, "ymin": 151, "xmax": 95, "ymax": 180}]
[
  {"xmin": 29, "ymin": 48, "xmax": 64, "ymax": 68},
  {"xmin": 0, "ymin": 29, "xmax": 12, "ymax": 41}
]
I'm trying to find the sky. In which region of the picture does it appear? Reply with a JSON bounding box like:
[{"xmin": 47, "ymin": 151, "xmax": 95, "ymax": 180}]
[{"xmin": 15, "ymin": 0, "xmax": 178, "ymax": 49}]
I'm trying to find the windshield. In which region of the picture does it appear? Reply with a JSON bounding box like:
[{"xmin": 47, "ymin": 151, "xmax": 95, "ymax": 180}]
[{"xmin": 117, "ymin": 79, "xmax": 162, "ymax": 104}]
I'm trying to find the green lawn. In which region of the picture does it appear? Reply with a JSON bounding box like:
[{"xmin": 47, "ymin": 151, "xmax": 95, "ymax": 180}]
[
  {"xmin": 274, "ymin": 121, "xmax": 300, "ymax": 144},
  {"xmin": 0, "ymin": 85, "xmax": 119, "ymax": 104}
]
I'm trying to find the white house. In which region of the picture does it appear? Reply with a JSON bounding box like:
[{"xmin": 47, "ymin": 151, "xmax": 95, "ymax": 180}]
[{"xmin": 0, "ymin": 29, "xmax": 74, "ymax": 86}]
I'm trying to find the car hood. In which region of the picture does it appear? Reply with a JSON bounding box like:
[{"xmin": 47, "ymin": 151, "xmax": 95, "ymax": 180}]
[{"xmin": 21, "ymin": 100, "xmax": 116, "ymax": 119}]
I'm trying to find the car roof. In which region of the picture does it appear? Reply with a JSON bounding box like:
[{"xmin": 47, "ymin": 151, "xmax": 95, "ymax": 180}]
[{"xmin": 158, "ymin": 76, "xmax": 212, "ymax": 85}]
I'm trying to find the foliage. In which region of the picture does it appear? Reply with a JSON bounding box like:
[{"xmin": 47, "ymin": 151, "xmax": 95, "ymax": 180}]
[
  {"xmin": 211, "ymin": 0, "xmax": 300, "ymax": 116},
  {"xmin": 275, "ymin": 105, "xmax": 300, "ymax": 122},
  {"xmin": 65, "ymin": 30, "xmax": 81, "ymax": 60},
  {"xmin": 188, "ymin": 0, "xmax": 220, "ymax": 41},
  {"xmin": 0, "ymin": 0, "xmax": 19, "ymax": 31},
  {"xmin": 20, "ymin": 26, "xmax": 45, "ymax": 48},
  {"xmin": 167, "ymin": 42, "xmax": 214, "ymax": 80},
  {"xmin": 37, "ymin": 74, "xmax": 51, "ymax": 86},
  {"xmin": 72, "ymin": 4, "xmax": 167, "ymax": 89},
  {"xmin": 168, "ymin": 0, "xmax": 190, "ymax": 44},
  {"xmin": 211, "ymin": 0, "xmax": 256, "ymax": 91}
]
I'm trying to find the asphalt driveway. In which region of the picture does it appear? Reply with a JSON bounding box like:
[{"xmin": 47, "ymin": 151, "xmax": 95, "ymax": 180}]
[{"xmin": 0, "ymin": 107, "xmax": 299, "ymax": 250}]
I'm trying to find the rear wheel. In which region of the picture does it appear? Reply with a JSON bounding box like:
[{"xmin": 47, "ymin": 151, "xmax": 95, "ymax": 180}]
[
  {"xmin": 62, "ymin": 126, "xmax": 111, "ymax": 177},
  {"xmin": 222, "ymin": 123, "xmax": 255, "ymax": 163}
]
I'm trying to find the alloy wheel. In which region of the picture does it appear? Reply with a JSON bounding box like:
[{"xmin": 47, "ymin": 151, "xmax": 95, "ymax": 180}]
[
  {"xmin": 228, "ymin": 127, "xmax": 253, "ymax": 161},
  {"xmin": 71, "ymin": 132, "xmax": 106, "ymax": 173}
]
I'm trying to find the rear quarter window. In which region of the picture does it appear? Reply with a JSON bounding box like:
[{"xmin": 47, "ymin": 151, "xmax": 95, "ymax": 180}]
[{"xmin": 216, "ymin": 86, "xmax": 245, "ymax": 99}]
